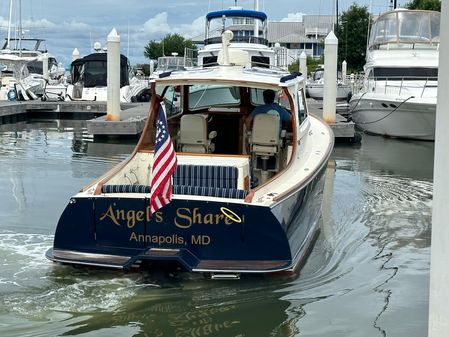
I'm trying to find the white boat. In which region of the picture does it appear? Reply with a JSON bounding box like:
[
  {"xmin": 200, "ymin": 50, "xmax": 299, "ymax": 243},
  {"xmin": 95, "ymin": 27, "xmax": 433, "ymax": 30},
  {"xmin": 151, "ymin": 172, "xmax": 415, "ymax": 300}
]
[
  {"xmin": 66, "ymin": 51, "xmax": 149, "ymax": 102},
  {"xmin": 46, "ymin": 31, "xmax": 334, "ymax": 278},
  {"xmin": 197, "ymin": 8, "xmax": 287, "ymax": 69},
  {"xmin": 349, "ymin": 9, "xmax": 440, "ymax": 140},
  {"xmin": 0, "ymin": 38, "xmax": 65, "ymax": 101},
  {"xmin": 306, "ymin": 66, "xmax": 352, "ymax": 101}
]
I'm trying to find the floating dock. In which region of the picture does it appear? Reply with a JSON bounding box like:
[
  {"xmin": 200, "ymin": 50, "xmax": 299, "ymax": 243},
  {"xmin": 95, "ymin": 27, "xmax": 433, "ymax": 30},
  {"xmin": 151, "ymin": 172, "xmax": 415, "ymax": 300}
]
[
  {"xmin": 307, "ymin": 98, "xmax": 356, "ymax": 141},
  {"xmin": 0, "ymin": 99, "xmax": 355, "ymax": 140}
]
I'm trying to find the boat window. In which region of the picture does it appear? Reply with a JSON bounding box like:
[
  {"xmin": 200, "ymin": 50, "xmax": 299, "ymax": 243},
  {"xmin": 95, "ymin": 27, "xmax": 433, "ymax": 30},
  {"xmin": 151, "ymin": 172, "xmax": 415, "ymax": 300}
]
[
  {"xmin": 430, "ymin": 13, "xmax": 440, "ymax": 43},
  {"xmin": 297, "ymin": 88, "xmax": 307, "ymax": 123},
  {"xmin": 250, "ymin": 88, "xmax": 290, "ymax": 111},
  {"xmin": 373, "ymin": 67, "xmax": 438, "ymax": 79},
  {"xmin": 251, "ymin": 56, "xmax": 270, "ymax": 68},
  {"xmin": 84, "ymin": 61, "xmax": 107, "ymax": 87},
  {"xmin": 398, "ymin": 11, "xmax": 431, "ymax": 42},
  {"xmin": 370, "ymin": 11, "xmax": 440, "ymax": 47},
  {"xmin": 188, "ymin": 85, "xmax": 240, "ymax": 110},
  {"xmin": 162, "ymin": 85, "xmax": 182, "ymax": 117}
]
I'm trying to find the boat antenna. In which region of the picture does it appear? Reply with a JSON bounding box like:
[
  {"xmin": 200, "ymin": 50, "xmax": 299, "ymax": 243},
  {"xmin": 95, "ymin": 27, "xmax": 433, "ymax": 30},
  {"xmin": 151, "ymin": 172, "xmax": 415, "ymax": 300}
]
[
  {"xmin": 19, "ymin": 0, "xmax": 22, "ymax": 56},
  {"xmin": 6, "ymin": 0, "xmax": 13, "ymax": 49}
]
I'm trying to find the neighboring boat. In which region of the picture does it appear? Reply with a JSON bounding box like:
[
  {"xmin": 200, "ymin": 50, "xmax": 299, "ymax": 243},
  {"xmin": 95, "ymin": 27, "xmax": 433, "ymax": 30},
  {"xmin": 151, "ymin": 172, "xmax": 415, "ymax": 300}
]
[
  {"xmin": 46, "ymin": 31, "xmax": 334, "ymax": 278},
  {"xmin": 0, "ymin": 38, "xmax": 65, "ymax": 100},
  {"xmin": 349, "ymin": 9, "xmax": 440, "ymax": 140},
  {"xmin": 306, "ymin": 65, "xmax": 352, "ymax": 101},
  {"xmin": 66, "ymin": 52, "xmax": 149, "ymax": 102},
  {"xmin": 197, "ymin": 8, "xmax": 287, "ymax": 69}
]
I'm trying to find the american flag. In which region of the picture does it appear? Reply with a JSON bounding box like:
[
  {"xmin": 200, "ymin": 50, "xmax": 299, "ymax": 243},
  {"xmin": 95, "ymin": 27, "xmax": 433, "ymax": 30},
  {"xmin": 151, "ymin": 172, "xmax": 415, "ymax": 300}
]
[{"xmin": 150, "ymin": 104, "xmax": 177, "ymax": 215}]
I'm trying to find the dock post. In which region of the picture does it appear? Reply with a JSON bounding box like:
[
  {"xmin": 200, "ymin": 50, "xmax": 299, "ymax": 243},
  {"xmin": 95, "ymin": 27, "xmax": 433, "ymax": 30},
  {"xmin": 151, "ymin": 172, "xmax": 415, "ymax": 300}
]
[
  {"xmin": 299, "ymin": 51, "xmax": 307, "ymax": 85},
  {"xmin": 323, "ymin": 31, "xmax": 337, "ymax": 124},
  {"xmin": 107, "ymin": 28, "xmax": 121, "ymax": 121},
  {"xmin": 72, "ymin": 48, "xmax": 80, "ymax": 62},
  {"xmin": 42, "ymin": 53, "xmax": 49, "ymax": 82},
  {"xmin": 342, "ymin": 60, "xmax": 347, "ymax": 84},
  {"xmin": 150, "ymin": 60, "xmax": 154, "ymax": 76},
  {"xmin": 428, "ymin": 1, "xmax": 449, "ymax": 336}
]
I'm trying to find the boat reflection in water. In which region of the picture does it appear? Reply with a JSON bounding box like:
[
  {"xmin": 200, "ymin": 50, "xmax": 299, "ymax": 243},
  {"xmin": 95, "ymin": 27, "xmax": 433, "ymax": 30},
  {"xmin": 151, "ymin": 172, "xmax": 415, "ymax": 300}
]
[{"xmin": 46, "ymin": 29, "xmax": 334, "ymax": 278}]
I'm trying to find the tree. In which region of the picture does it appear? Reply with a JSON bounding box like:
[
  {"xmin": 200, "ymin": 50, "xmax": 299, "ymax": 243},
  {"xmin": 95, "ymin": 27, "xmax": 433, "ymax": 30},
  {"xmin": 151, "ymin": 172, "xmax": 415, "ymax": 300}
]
[
  {"xmin": 405, "ymin": 0, "xmax": 441, "ymax": 11},
  {"xmin": 336, "ymin": 4, "xmax": 370, "ymax": 72},
  {"xmin": 144, "ymin": 33, "xmax": 197, "ymax": 60}
]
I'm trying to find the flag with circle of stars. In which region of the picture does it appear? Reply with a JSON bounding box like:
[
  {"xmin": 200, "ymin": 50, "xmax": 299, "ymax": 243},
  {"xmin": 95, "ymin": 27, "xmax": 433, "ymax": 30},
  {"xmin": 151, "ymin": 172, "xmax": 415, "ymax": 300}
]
[{"xmin": 150, "ymin": 104, "xmax": 177, "ymax": 216}]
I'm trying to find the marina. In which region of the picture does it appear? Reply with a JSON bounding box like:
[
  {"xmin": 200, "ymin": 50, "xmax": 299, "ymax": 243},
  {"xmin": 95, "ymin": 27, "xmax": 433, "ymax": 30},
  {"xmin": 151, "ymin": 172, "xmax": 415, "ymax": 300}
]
[
  {"xmin": 0, "ymin": 0, "xmax": 446, "ymax": 336},
  {"xmin": 0, "ymin": 116, "xmax": 433, "ymax": 336}
]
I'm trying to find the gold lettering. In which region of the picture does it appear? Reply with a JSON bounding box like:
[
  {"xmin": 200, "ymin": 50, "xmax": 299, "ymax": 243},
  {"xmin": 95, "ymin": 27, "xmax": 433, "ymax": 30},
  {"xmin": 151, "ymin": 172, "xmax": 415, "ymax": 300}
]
[
  {"xmin": 117, "ymin": 209, "xmax": 125, "ymax": 221},
  {"xmin": 127, "ymin": 210, "xmax": 136, "ymax": 228},
  {"xmin": 99, "ymin": 205, "xmax": 121, "ymax": 226},
  {"xmin": 136, "ymin": 211, "xmax": 144, "ymax": 222},
  {"xmin": 203, "ymin": 213, "xmax": 214, "ymax": 224},
  {"xmin": 215, "ymin": 213, "xmax": 224, "ymax": 224},
  {"xmin": 191, "ymin": 235, "xmax": 211, "ymax": 245},
  {"xmin": 129, "ymin": 232, "xmax": 138, "ymax": 241},
  {"xmin": 146, "ymin": 205, "xmax": 151, "ymax": 222},
  {"xmin": 175, "ymin": 208, "xmax": 192, "ymax": 229},
  {"xmin": 155, "ymin": 212, "xmax": 163, "ymax": 223},
  {"xmin": 192, "ymin": 208, "xmax": 202, "ymax": 224}
]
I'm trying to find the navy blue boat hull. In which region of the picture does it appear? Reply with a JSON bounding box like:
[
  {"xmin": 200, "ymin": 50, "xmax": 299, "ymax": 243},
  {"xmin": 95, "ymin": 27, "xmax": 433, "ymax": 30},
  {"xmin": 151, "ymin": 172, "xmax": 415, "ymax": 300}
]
[{"xmin": 46, "ymin": 163, "xmax": 326, "ymax": 274}]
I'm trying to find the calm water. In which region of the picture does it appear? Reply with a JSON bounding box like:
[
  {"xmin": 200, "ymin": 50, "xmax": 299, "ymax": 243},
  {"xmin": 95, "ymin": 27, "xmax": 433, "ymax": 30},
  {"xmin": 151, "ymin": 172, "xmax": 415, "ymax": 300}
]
[{"xmin": 0, "ymin": 118, "xmax": 433, "ymax": 337}]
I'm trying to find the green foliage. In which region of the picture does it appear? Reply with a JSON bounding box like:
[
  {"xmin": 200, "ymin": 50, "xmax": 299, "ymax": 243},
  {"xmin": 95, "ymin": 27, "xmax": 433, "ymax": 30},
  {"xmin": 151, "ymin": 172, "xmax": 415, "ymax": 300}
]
[
  {"xmin": 144, "ymin": 33, "xmax": 197, "ymax": 60},
  {"xmin": 288, "ymin": 56, "xmax": 324, "ymax": 76},
  {"xmin": 336, "ymin": 4, "xmax": 370, "ymax": 72},
  {"xmin": 405, "ymin": 0, "xmax": 441, "ymax": 11}
]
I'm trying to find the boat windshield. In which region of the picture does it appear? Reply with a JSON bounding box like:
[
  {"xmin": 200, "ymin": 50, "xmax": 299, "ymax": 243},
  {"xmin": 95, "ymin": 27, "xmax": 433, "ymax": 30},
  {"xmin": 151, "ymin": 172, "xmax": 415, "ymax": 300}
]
[
  {"xmin": 157, "ymin": 56, "xmax": 193, "ymax": 72},
  {"xmin": 369, "ymin": 10, "xmax": 440, "ymax": 49},
  {"xmin": 188, "ymin": 84, "xmax": 241, "ymax": 110},
  {"xmin": 250, "ymin": 88, "xmax": 290, "ymax": 111}
]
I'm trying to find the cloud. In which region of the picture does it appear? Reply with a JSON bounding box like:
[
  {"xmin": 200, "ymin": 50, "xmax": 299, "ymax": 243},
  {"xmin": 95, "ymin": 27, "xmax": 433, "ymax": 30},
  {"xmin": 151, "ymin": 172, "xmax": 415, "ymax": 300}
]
[
  {"xmin": 280, "ymin": 12, "xmax": 305, "ymax": 22},
  {"xmin": 141, "ymin": 12, "xmax": 204, "ymax": 40},
  {"xmin": 143, "ymin": 12, "xmax": 171, "ymax": 36}
]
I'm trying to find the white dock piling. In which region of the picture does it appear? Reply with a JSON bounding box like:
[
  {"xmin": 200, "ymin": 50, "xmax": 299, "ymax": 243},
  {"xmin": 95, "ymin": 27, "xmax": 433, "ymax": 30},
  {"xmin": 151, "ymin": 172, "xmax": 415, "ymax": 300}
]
[
  {"xmin": 342, "ymin": 60, "xmax": 347, "ymax": 85},
  {"xmin": 428, "ymin": 1, "xmax": 449, "ymax": 336},
  {"xmin": 106, "ymin": 28, "xmax": 121, "ymax": 122},
  {"xmin": 149, "ymin": 60, "xmax": 154, "ymax": 76},
  {"xmin": 42, "ymin": 53, "xmax": 49, "ymax": 82},
  {"xmin": 323, "ymin": 31, "xmax": 338, "ymax": 124},
  {"xmin": 71, "ymin": 48, "xmax": 80, "ymax": 62},
  {"xmin": 299, "ymin": 51, "xmax": 307, "ymax": 81}
]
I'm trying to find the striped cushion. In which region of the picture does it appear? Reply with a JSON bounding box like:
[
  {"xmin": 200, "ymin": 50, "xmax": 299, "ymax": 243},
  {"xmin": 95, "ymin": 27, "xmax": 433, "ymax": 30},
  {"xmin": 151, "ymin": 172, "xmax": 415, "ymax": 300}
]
[
  {"xmin": 173, "ymin": 165, "xmax": 238, "ymax": 189},
  {"xmin": 102, "ymin": 184, "xmax": 151, "ymax": 193},
  {"xmin": 173, "ymin": 185, "xmax": 248, "ymax": 199}
]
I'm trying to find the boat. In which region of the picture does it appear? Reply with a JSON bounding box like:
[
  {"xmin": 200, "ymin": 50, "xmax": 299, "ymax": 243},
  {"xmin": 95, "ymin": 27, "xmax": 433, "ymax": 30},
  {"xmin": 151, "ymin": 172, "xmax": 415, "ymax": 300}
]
[
  {"xmin": 65, "ymin": 50, "xmax": 149, "ymax": 102},
  {"xmin": 46, "ymin": 31, "xmax": 334, "ymax": 278},
  {"xmin": 306, "ymin": 65, "xmax": 352, "ymax": 101},
  {"xmin": 348, "ymin": 9, "xmax": 440, "ymax": 140},
  {"xmin": 0, "ymin": 38, "xmax": 66, "ymax": 101},
  {"xmin": 197, "ymin": 7, "xmax": 287, "ymax": 69}
]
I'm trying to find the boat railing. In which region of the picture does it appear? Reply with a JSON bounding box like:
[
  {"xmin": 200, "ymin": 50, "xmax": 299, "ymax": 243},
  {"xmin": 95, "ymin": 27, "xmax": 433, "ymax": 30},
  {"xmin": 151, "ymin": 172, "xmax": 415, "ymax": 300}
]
[
  {"xmin": 369, "ymin": 75, "xmax": 438, "ymax": 97},
  {"xmin": 204, "ymin": 36, "xmax": 268, "ymax": 46}
]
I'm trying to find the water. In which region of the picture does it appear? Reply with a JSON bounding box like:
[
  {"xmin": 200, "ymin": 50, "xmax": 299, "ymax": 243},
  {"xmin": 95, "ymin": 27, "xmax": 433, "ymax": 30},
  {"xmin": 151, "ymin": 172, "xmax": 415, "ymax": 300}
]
[{"xmin": 0, "ymin": 119, "xmax": 433, "ymax": 337}]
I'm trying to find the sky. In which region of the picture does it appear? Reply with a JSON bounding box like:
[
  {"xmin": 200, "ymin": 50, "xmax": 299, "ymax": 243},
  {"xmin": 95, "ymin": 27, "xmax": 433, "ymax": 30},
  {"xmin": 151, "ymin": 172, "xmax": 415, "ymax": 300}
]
[{"xmin": 0, "ymin": 0, "xmax": 407, "ymax": 67}]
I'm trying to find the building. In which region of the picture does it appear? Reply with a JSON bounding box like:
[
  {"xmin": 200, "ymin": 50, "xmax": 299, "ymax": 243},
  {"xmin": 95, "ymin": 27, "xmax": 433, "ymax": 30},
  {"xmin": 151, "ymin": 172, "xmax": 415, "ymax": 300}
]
[{"xmin": 191, "ymin": 14, "xmax": 335, "ymax": 61}]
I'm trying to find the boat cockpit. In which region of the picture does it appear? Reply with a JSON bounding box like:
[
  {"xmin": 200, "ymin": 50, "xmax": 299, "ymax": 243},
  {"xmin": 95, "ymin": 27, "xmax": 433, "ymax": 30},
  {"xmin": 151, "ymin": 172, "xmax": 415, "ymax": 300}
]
[{"xmin": 91, "ymin": 69, "xmax": 309, "ymax": 201}]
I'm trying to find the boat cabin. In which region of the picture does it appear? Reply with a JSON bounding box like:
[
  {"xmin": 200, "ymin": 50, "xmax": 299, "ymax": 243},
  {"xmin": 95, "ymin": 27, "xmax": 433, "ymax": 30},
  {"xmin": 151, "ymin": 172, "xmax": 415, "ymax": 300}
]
[
  {"xmin": 198, "ymin": 9, "xmax": 274, "ymax": 68},
  {"xmin": 368, "ymin": 9, "xmax": 440, "ymax": 50}
]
